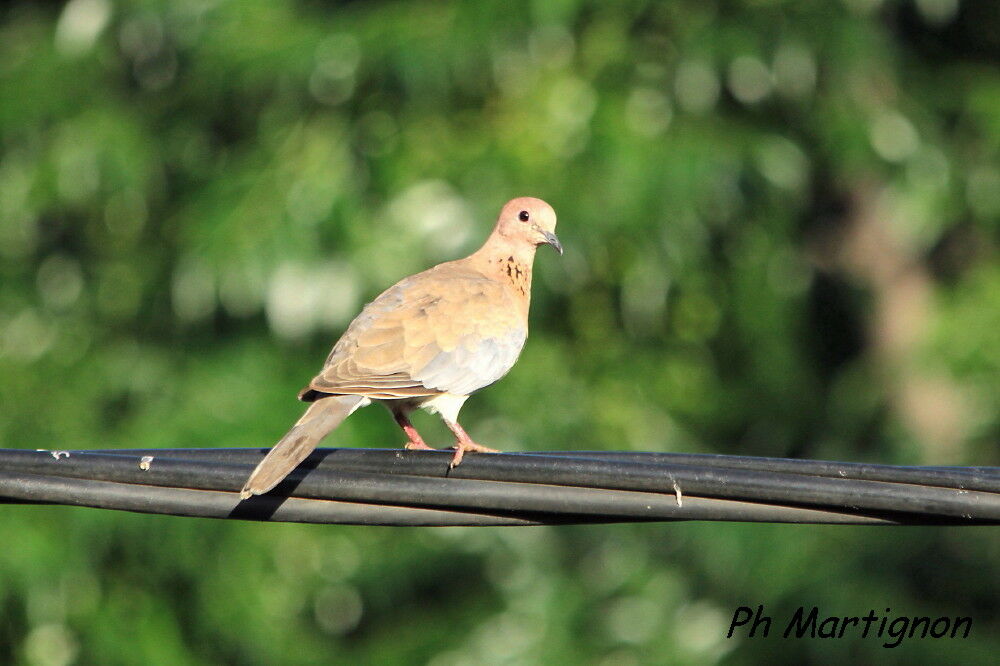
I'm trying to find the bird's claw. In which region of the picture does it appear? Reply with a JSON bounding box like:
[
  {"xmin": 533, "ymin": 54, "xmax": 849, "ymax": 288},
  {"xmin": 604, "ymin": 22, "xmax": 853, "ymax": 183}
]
[{"xmin": 449, "ymin": 441, "xmax": 499, "ymax": 468}]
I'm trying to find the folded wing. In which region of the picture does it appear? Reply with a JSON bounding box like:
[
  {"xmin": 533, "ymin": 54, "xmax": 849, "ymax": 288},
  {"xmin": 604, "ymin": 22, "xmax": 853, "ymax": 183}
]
[{"xmin": 303, "ymin": 264, "xmax": 528, "ymax": 400}]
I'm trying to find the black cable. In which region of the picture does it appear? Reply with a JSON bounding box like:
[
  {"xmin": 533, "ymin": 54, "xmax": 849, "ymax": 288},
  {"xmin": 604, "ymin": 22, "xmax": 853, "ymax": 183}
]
[
  {"xmin": 534, "ymin": 451, "xmax": 1000, "ymax": 490},
  {"xmin": 2, "ymin": 448, "xmax": 997, "ymax": 526},
  {"xmin": 103, "ymin": 448, "xmax": 1000, "ymax": 520},
  {"xmin": 112, "ymin": 447, "xmax": 1000, "ymax": 489},
  {"xmin": 0, "ymin": 450, "xmax": 910, "ymax": 524},
  {"xmin": 0, "ymin": 471, "xmax": 543, "ymax": 526}
]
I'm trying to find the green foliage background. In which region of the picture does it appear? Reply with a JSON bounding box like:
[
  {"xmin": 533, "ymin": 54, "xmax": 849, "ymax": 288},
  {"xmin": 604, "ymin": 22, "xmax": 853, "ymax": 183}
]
[{"xmin": 1, "ymin": 0, "xmax": 997, "ymax": 663}]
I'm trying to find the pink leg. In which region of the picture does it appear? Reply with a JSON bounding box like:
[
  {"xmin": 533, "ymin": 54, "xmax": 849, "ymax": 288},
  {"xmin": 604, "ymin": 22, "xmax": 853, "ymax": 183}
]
[
  {"xmin": 393, "ymin": 411, "xmax": 434, "ymax": 451},
  {"xmin": 444, "ymin": 421, "xmax": 499, "ymax": 468}
]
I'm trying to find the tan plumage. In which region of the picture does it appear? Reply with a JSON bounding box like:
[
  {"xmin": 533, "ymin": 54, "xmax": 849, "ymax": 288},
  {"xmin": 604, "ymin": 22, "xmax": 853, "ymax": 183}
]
[
  {"xmin": 305, "ymin": 264, "xmax": 527, "ymax": 399},
  {"xmin": 240, "ymin": 197, "xmax": 561, "ymax": 499}
]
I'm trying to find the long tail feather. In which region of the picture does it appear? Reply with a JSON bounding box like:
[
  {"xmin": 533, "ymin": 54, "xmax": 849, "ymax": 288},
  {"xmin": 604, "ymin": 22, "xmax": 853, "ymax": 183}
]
[{"xmin": 239, "ymin": 395, "xmax": 367, "ymax": 499}]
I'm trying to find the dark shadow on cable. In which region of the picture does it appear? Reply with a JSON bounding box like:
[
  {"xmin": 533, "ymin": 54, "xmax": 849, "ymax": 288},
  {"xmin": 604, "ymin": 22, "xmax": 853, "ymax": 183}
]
[{"xmin": 227, "ymin": 448, "xmax": 338, "ymax": 521}]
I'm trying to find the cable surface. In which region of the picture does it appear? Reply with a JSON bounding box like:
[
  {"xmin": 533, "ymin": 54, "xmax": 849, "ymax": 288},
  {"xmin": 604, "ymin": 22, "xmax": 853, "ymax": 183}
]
[{"xmin": 1, "ymin": 448, "xmax": 996, "ymax": 526}]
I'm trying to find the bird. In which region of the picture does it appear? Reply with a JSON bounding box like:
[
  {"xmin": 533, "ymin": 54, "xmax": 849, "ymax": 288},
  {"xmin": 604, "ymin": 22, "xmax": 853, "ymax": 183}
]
[{"xmin": 239, "ymin": 197, "xmax": 561, "ymax": 499}]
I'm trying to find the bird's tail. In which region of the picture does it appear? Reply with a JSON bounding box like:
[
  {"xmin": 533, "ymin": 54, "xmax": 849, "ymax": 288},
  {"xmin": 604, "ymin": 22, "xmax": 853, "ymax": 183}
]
[{"xmin": 240, "ymin": 395, "xmax": 368, "ymax": 499}]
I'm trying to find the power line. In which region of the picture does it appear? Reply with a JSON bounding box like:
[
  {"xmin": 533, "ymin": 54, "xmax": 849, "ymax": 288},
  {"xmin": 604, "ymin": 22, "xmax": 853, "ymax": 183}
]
[{"xmin": 1, "ymin": 448, "xmax": 997, "ymax": 526}]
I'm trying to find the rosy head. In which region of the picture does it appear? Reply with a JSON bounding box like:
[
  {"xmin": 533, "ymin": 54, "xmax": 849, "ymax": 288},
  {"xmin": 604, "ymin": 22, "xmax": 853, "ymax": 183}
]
[{"xmin": 494, "ymin": 197, "xmax": 562, "ymax": 255}]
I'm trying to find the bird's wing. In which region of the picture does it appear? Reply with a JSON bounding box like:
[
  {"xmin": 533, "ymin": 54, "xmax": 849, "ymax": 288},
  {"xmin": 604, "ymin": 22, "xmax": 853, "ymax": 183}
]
[{"xmin": 304, "ymin": 264, "xmax": 527, "ymax": 400}]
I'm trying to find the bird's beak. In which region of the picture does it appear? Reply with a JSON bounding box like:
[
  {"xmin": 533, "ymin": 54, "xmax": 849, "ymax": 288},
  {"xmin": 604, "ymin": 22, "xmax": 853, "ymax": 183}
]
[{"xmin": 539, "ymin": 229, "xmax": 563, "ymax": 255}]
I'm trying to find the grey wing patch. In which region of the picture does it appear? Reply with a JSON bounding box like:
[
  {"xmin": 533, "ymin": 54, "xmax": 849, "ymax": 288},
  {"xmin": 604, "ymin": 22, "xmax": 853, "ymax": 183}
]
[{"xmin": 411, "ymin": 328, "xmax": 527, "ymax": 396}]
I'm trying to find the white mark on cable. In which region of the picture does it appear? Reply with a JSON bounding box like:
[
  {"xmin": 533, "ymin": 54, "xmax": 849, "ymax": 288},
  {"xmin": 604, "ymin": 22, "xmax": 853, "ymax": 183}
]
[
  {"xmin": 673, "ymin": 481, "xmax": 683, "ymax": 507},
  {"xmin": 39, "ymin": 450, "xmax": 71, "ymax": 460},
  {"xmin": 139, "ymin": 455, "xmax": 154, "ymax": 471}
]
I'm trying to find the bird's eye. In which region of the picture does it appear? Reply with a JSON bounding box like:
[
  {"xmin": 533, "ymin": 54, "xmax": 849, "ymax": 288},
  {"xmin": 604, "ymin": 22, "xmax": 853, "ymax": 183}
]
[{"xmin": 518, "ymin": 210, "xmax": 530, "ymax": 222}]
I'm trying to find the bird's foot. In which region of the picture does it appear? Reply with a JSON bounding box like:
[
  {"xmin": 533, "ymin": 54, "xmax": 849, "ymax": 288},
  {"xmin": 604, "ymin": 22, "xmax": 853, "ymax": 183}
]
[
  {"xmin": 396, "ymin": 413, "xmax": 434, "ymax": 451},
  {"xmin": 449, "ymin": 440, "xmax": 499, "ymax": 468},
  {"xmin": 444, "ymin": 419, "xmax": 499, "ymax": 467}
]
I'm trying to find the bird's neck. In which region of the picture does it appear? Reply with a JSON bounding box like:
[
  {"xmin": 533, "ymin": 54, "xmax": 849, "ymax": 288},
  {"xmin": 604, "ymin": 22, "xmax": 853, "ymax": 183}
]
[
  {"xmin": 468, "ymin": 240, "xmax": 536, "ymax": 303},
  {"xmin": 494, "ymin": 252, "xmax": 533, "ymax": 300}
]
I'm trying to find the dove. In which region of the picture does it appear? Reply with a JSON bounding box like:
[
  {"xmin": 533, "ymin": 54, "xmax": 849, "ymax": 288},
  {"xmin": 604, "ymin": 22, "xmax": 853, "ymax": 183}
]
[{"xmin": 240, "ymin": 197, "xmax": 561, "ymax": 499}]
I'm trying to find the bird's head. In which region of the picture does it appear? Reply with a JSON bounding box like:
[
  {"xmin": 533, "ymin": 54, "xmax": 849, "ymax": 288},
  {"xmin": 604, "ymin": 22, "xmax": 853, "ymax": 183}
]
[{"xmin": 494, "ymin": 197, "xmax": 562, "ymax": 255}]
